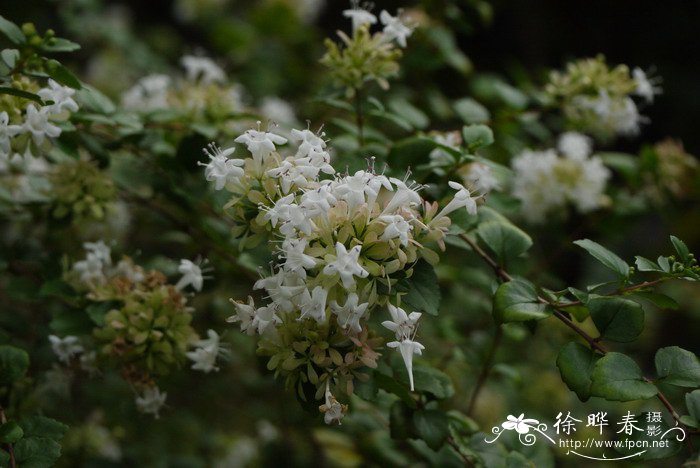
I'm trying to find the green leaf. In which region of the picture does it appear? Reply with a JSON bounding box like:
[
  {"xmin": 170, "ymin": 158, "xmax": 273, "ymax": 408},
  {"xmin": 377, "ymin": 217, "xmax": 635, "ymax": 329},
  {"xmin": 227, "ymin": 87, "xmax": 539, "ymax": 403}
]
[
  {"xmin": 388, "ymin": 137, "xmax": 438, "ymax": 168},
  {"xmin": 85, "ymin": 301, "xmax": 120, "ymax": 326},
  {"xmin": 556, "ymin": 342, "xmax": 602, "ymax": 402},
  {"xmin": 670, "ymin": 235, "xmax": 690, "ymax": 264},
  {"xmin": 574, "ymin": 239, "xmax": 630, "ymax": 278},
  {"xmin": 590, "ymin": 353, "xmax": 658, "ymax": 401},
  {"xmin": 632, "ymin": 291, "xmax": 679, "ymax": 310},
  {"xmin": 493, "ymin": 279, "xmax": 552, "ymax": 323},
  {"xmin": 686, "ymin": 390, "xmax": 700, "ymax": 421},
  {"xmin": 19, "ymin": 416, "xmax": 68, "ymax": 441},
  {"xmin": 75, "ymin": 85, "xmax": 116, "ymax": 114},
  {"xmin": 654, "ymin": 347, "xmax": 700, "ymax": 388},
  {"xmin": 13, "ymin": 437, "xmax": 62, "ymax": 466},
  {"xmin": 410, "ymin": 366, "xmax": 455, "ymax": 399},
  {"xmin": 375, "ymin": 372, "xmax": 416, "ymax": 409},
  {"xmin": 45, "ymin": 59, "xmax": 81, "ymax": 89},
  {"xmin": 0, "ymin": 16, "xmax": 25, "ymax": 44},
  {"xmin": 388, "ymin": 98, "xmax": 429, "ymax": 130},
  {"xmin": 0, "ymin": 421, "xmax": 23, "ymax": 444},
  {"xmin": 477, "ymin": 220, "xmax": 532, "ymax": 265},
  {"xmin": 0, "ymin": 87, "xmax": 43, "ymax": 104},
  {"xmin": 1, "ymin": 49, "xmax": 19, "ymax": 69},
  {"xmin": 398, "ymin": 260, "xmax": 441, "ymax": 316},
  {"xmin": 634, "ymin": 256, "xmax": 660, "ymax": 272},
  {"xmin": 461, "ymin": 124, "xmax": 494, "ymax": 150},
  {"xmin": 588, "ymin": 297, "xmax": 644, "ymax": 343},
  {"xmin": 0, "ymin": 345, "xmax": 30, "ymax": 386},
  {"xmin": 390, "ymin": 400, "xmax": 415, "ymax": 440},
  {"xmin": 453, "ymin": 98, "xmax": 490, "ymax": 124},
  {"xmin": 40, "ymin": 38, "xmax": 81, "ymax": 53},
  {"xmin": 413, "ymin": 409, "xmax": 449, "ymax": 451}
]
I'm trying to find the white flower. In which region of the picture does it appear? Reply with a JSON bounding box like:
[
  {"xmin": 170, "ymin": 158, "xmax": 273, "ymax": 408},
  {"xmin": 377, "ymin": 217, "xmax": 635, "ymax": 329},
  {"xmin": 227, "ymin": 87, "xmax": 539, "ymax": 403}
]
[
  {"xmin": 200, "ymin": 143, "xmax": 245, "ymax": 190},
  {"xmin": 323, "ymin": 243, "xmax": 369, "ymax": 288},
  {"xmin": 378, "ymin": 214, "xmax": 412, "ymax": 246},
  {"xmin": 84, "ymin": 240, "xmax": 112, "ymax": 266},
  {"xmin": 387, "ymin": 339, "xmax": 424, "ymax": 391},
  {"xmin": 0, "ymin": 111, "xmax": 23, "ymax": 154},
  {"xmin": 300, "ymin": 184, "xmax": 337, "ymax": 219},
  {"xmin": 48, "ymin": 335, "xmax": 84, "ymax": 363},
  {"xmin": 227, "ymin": 296, "xmax": 256, "ymax": 334},
  {"xmin": 234, "ymin": 125, "xmax": 288, "ymax": 167},
  {"xmin": 320, "ymin": 381, "xmax": 346, "ymax": 425},
  {"xmin": 267, "ymin": 159, "xmax": 318, "ymax": 193},
  {"xmin": 252, "ymin": 305, "xmax": 283, "ymax": 334},
  {"xmin": 186, "ymin": 329, "xmax": 222, "ymax": 373},
  {"xmin": 343, "ymin": 5, "xmax": 377, "ymax": 31},
  {"xmin": 254, "ymin": 270, "xmax": 305, "ymax": 312},
  {"xmin": 380, "ymin": 10, "xmax": 412, "ymax": 48},
  {"xmin": 262, "ymin": 194, "xmax": 294, "ymax": 228},
  {"xmin": 463, "ymin": 162, "xmax": 500, "ymax": 193},
  {"xmin": 37, "ymin": 79, "xmax": 79, "ymax": 114},
  {"xmin": 299, "ymin": 286, "xmax": 328, "ymax": 323},
  {"xmin": 575, "ymin": 90, "xmax": 643, "ymax": 137},
  {"xmin": 121, "ymin": 74, "xmax": 170, "ymax": 111},
  {"xmin": 632, "ymin": 67, "xmax": 659, "ymax": 103},
  {"xmin": 175, "ymin": 259, "xmax": 204, "ymax": 291},
  {"xmin": 291, "ymin": 128, "xmax": 327, "ymax": 158},
  {"xmin": 429, "ymin": 132, "xmax": 460, "ymax": 165},
  {"xmin": 22, "ymin": 104, "xmax": 61, "ymax": 145},
  {"xmin": 261, "ymin": 97, "xmax": 298, "ymax": 125},
  {"xmin": 281, "ymin": 238, "xmax": 317, "ymax": 277},
  {"xmin": 279, "ymin": 204, "xmax": 315, "ymax": 237},
  {"xmin": 383, "ymin": 178, "xmax": 422, "ymax": 214},
  {"xmin": 381, "ymin": 304, "xmax": 421, "ymax": 340},
  {"xmin": 135, "ymin": 386, "xmax": 167, "ymax": 418},
  {"xmin": 557, "ymin": 132, "xmax": 592, "ymax": 160},
  {"xmin": 330, "ymin": 292, "xmax": 369, "ymax": 333},
  {"xmin": 180, "ymin": 55, "xmax": 226, "ymax": 84},
  {"xmin": 115, "ymin": 259, "xmax": 145, "ymax": 283},
  {"xmin": 433, "ymin": 181, "xmax": 478, "ymax": 222}
]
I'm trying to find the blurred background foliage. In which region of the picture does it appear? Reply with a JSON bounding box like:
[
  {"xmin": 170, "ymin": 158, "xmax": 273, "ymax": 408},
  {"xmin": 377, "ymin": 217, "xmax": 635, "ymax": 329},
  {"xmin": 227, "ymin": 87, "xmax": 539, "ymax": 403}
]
[{"xmin": 1, "ymin": 0, "xmax": 699, "ymax": 466}]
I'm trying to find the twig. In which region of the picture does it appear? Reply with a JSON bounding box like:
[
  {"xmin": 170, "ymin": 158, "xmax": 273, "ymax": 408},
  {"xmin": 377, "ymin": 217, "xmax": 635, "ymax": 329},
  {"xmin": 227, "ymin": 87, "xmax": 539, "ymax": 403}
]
[
  {"xmin": 446, "ymin": 436, "xmax": 476, "ymax": 467},
  {"xmin": 467, "ymin": 325, "xmax": 503, "ymax": 416},
  {"xmin": 458, "ymin": 233, "xmax": 694, "ymax": 451}
]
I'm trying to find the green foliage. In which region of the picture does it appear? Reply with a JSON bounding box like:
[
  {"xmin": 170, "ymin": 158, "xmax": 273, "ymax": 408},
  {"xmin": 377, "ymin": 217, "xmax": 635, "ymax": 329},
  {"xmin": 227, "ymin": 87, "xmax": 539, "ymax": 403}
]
[
  {"xmin": 655, "ymin": 347, "xmax": 700, "ymax": 388},
  {"xmin": 397, "ymin": 260, "xmax": 442, "ymax": 316},
  {"xmin": 0, "ymin": 344, "xmax": 29, "ymax": 386},
  {"xmin": 493, "ymin": 279, "xmax": 552, "ymax": 322},
  {"xmin": 477, "ymin": 219, "xmax": 532, "ymax": 266},
  {"xmin": 574, "ymin": 238, "xmax": 630, "ymax": 279},
  {"xmin": 556, "ymin": 342, "xmax": 601, "ymax": 401},
  {"xmin": 588, "ymin": 296, "xmax": 644, "ymax": 342},
  {"xmin": 590, "ymin": 353, "xmax": 658, "ymax": 401}
]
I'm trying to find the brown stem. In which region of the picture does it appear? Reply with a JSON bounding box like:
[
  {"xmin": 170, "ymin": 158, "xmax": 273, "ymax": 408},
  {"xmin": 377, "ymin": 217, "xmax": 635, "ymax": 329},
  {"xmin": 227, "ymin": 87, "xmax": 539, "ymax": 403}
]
[
  {"xmin": 458, "ymin": 233, "xmax": 694, "ymax": 450},
  {"xmin": 446, "ymin": 436, "xmax": 476, "ymax": 467},
  {"xmin": 0, "ymin": 406, "xmax": 17, "ymax": 468},
  {"xmin": 556, "ymin": 278, "xmax": 668, "ymax": 309},
  {"xmin": 467, "ymin": 325, "xmax": 503, "ymax": 416}
]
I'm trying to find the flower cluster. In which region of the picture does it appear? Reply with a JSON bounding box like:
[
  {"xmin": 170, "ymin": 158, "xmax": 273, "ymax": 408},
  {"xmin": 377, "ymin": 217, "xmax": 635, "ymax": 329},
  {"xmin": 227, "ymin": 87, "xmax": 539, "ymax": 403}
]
[
  {"xmin": 53, "ymin": 241, "xmax": 220, "ymax": 417},
  {"xmin": 0, "ymin": 77, "xmax": 79, "ymax": 202},
  {"xmin": 545, "ymin": 56, "xmax": 660, "ymax": 140},
  {"xmin": 321, "ymin": 4, "xmax": 413, "ymax": 96},
  {"xmin": 511, "ymin": 132, "xmax": 611, "ymax": 223},
  {"xmin": 204, "ymin": 123, "xmax": 479, "ymax": 421},
  {"xmin": 121, "ymin": 55, "xmax": 243, "ymax": 122}
]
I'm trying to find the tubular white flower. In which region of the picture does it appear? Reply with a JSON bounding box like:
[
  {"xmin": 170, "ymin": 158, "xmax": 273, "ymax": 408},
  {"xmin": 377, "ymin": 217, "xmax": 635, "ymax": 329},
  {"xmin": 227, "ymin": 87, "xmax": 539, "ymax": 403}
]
[
  {"xmin": 48, "ymin": 335, "xmax": 84, "ymax": 363},
  {"xmin": 37, "ymin": 79, "xmax": 79, "ymax": 114},
  {"xmin": 291, "ymin": 128, "xmax": 327, "ymax": 158},
  {"xmin": 432, "ymin": 181, "xmax": 478, "ymax": 222},
  {"xmin": 379, "ymin": 10, "xmax": 412, "ymax": 48},
  {"xmin": 299, "ymin": 286, "xmax": 328, "ymax": 323},
  {"xmin": 464, "ymin": 162, "xmax": 500, "ymax": 194},
  {"xmin": 632, "ymin": 67, "xmax": 659, "ymax": 103},
  {"xmin": 378, "ymin": 214, "xmax": 412, "ymax": 246},
  {"xmin": 186, "ymin": 329, "xmax": 222, "ymax": 373},
  {"xmin": 330, "ymin": 292, "xmax": 369, "ymax": 333},
  {"xmin": 234, "ymin": 125, "xmax": 288, "ymax": 167},
  {"xmin": 135, "ymin": 386, "xmax": 167, "ymax": 419},
  {"xmin": 228, "ymin": 296, "xmax": 256, "ymax": 334},
  {"xmin": 120, "ymin": 74, "xmax": 170, "ymax": 111},
  {"xmin": 200, "ymin": 143, "xmax": 245, "ymax": 190},
  {"xmin": 387, "ymin": 339, "xmax": 424, "ymax": 391},
  {"xmin": 323, "ymin": 243, "xmax": 369, "ymax": 288},
  {"xmin": 252, "ymin": 305, "xmax": 282, "ymax": 334},
  {"xmin": 180, "ymin": 55, "xmax": 226, "ymax": 84},
  {"xmin": 22, "ymin": 104, "xmax": 61, "ymax": 145},
  {"xmin": 281, "ymin": 238, "xmax": 317, "ymax": 277},
  {"xmin": 175, "ymin": 259, "xmax": 204, "ymax": 291},
  {"xmin": 0, "ymin": 111, "xmax": 23, "ymax": 154},
  {"xmin": 381, "ymin": 304, "xmax": 421, "ymax": 340},
  {"xmin": 342, "ymin": 6, "xmax": 377, "ymax": 31},
  {"xmin": 557, "ymin": 132, "xmax": 592, "ymax": 160}
]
